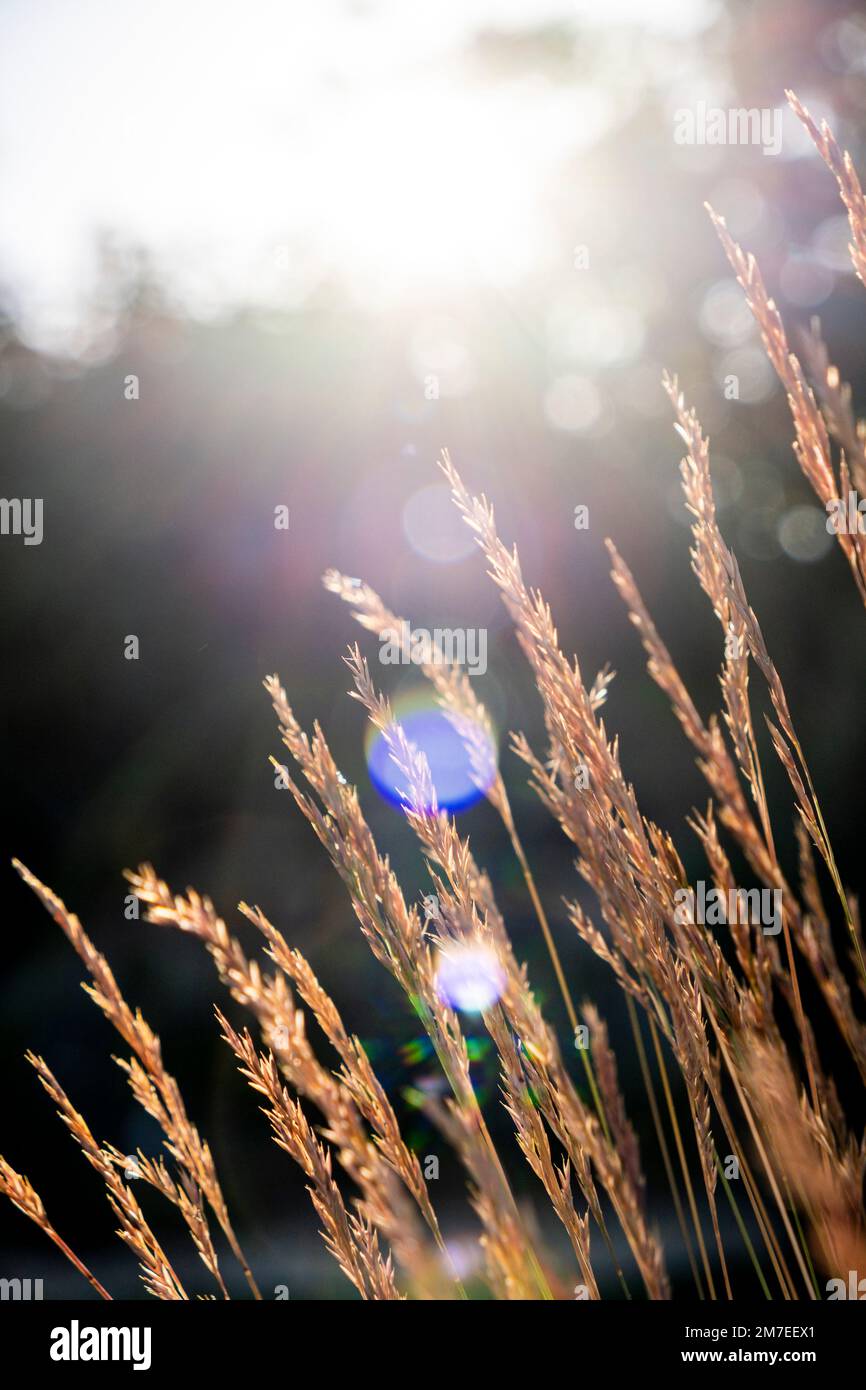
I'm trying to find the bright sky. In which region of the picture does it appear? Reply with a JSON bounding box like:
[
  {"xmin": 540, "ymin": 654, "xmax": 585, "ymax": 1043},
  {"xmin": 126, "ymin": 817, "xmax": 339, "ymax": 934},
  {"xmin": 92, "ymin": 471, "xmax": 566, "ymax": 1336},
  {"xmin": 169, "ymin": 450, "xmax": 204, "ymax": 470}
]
[{"xmin": 0, "ymin": 0, "xmax": 718, "ymax": 353}]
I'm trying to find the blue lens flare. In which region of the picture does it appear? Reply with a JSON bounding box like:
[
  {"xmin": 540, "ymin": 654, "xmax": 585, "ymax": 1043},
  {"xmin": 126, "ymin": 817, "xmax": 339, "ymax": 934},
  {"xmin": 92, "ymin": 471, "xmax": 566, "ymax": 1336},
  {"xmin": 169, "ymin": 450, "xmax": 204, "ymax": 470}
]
[{"xmin": 365, "ymin": 692, "xmax": 496, "ymax": 814}]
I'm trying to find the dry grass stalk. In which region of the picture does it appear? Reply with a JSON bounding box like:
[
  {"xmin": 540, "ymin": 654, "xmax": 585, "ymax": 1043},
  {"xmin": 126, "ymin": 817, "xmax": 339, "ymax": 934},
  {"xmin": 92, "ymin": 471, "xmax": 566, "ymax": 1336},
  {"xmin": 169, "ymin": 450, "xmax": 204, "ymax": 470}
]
[
  {"xmin": 0, "ymin": 1156, "xmax": 112, "ymax": 1299},
  {"xmin": 344, "ymin": 642, "xmax": 667, "ymax": 1299},
  {"xmin": 663, "ymin": 379, "xmax": 866, "ymax": 997},
  {"xmin": 5, "ymin": 91, "xmax": 866, "ymax": 1302},
  {"xmin": 610, "ymin": 377, "xmax": 864, "ymax": 1293},
  {"xmin": 493, "ymin": 1018, "xmax": 599, "ymax": 1298},
  {"xmin": 12, "ymin": 859, "xmax": 259, "ymax": 1299},
  {"xmin": 608, "ymin": 531, "xmax": 866, "ymax": 1116},
  {"xmin": 264, "ymin": 671, "xmax": 546, "ymax": 1298},
  {"xmin": 323, "ymin": 568, "xmax": 610, "ymax": 1053},
  {"xmin": 798, "ymin": 319, "xmax": 866, "ymax": 496},
  {"xmin": 128, "ymin": 864, "xmax": 448, "ymax": 1295},
  {"xmin": 107, "ymin": 1142, "xmax": 228, "ymax": 1298},
  {"xmin": 741, "ymin": 1032, "xmax": 866, "ymax": 1281},
  {"xmin": 439, "ymin": 450, "xmax": 825, "ymax": 1298},
  {"xmin": 787, "ymin": 90, "xmax": 866, "ymax": 287},
  {"xmin": 217, "ymin": 1013, "xmax": 402, "ymax": 1300},
  {"xmin": 236, "ymin": 906, "xmax": 451, "ymax": 1261},
  {"xmin": 708, "ymin": 203, "xmax": 866, "ymax": 605},
  {"xmin": 27, "ymin": 1052, "xmax": 187, "ymax": 1300},
  {"xmin": 795, "ymin": 822, "xmax": 866, "ymax": 1084},
  {"xmin": 708, "ymin": 97, "xmax": 866, "ymax": 609}
]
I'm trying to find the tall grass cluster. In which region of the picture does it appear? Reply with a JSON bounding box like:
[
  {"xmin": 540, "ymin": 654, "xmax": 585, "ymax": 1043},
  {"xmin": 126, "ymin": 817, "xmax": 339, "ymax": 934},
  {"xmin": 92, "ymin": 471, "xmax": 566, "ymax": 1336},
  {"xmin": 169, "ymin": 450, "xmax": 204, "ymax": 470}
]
[{"xmin": 3, "ymin": 92, "xmax": 866, "ymax": 1301}]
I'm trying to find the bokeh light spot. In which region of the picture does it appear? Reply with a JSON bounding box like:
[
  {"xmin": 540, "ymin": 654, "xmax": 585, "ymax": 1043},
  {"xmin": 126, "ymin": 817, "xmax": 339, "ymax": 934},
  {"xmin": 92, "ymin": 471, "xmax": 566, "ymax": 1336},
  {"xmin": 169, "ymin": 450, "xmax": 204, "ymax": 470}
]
[
  {"xmin": 778, "ymin": 505, "xmax": 834, "ymax": 563},
  {"xmin": 435, "ymin": 943, "xmax": 505, "ymax": 1014},
  {"xmin": 365, "ymin": 690, "xmax": 496, "ymax": 813},
  {"xmin": 402, "ymin": 484, "xmax": 477, "ymax": 564},
  {"xmin": 543, "ymin": 373, "xmax": 601, "ymax": 433}
]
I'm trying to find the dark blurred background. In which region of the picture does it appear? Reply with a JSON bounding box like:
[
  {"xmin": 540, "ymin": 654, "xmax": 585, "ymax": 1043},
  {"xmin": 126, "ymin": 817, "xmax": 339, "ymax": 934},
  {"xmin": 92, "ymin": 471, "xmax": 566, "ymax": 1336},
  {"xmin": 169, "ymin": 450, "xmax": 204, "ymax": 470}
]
[{"xmin": 2, "ymin": 0, "xmax": 866, "ymax": 1299}]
